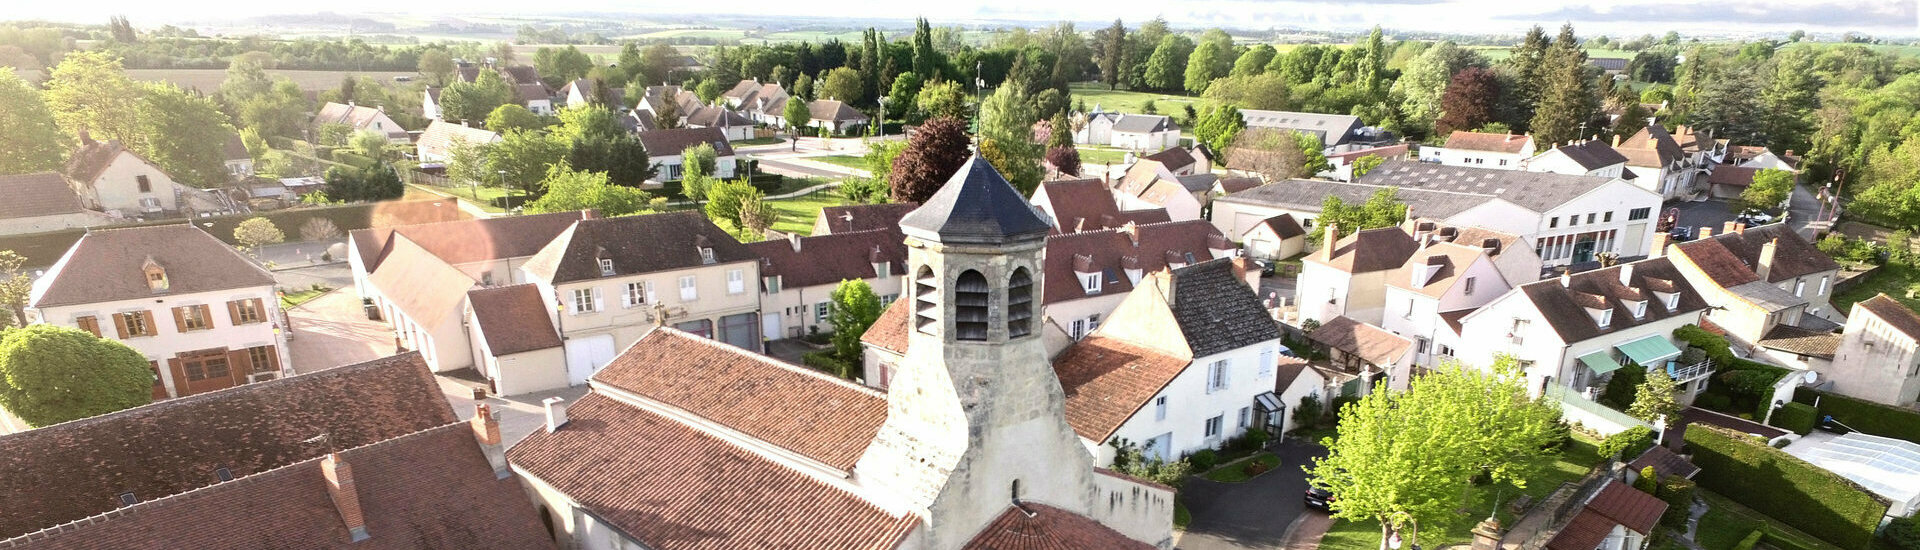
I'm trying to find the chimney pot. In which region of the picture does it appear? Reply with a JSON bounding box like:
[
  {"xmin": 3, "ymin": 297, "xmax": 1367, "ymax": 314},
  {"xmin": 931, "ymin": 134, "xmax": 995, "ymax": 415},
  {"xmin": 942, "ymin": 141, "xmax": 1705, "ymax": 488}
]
[
  {"xmin": 1612, "ymin": 134, "xmax": 1622, "ymax": 147},
  {"xmin": 1322, "ymin": 223, "xmax": 1340, "ymax": 261},
  {"xmin": 1559, "ymin": 268, "xmax": 1572, "ymax": 288},
  {"xmin": 544, "ymin": 397, "xmax": 570, "ymax": 432},
  {"xmin": 321, "ymin": 453, "xmax": 371, "ymax": 542}
]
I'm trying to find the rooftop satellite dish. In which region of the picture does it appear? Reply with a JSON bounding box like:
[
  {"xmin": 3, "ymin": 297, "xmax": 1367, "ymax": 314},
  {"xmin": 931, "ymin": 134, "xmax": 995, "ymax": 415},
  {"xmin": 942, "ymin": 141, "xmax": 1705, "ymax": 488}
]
[{"xmin": 1803, "ymin": 371, "xmax": 1818, "ymax": 384}]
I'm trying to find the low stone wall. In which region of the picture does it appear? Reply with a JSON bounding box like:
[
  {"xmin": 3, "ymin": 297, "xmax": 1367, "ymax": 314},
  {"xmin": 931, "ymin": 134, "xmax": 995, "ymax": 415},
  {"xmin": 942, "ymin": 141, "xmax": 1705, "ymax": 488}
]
[{"xmin": 1090, "ymin": 470, "xmax": 1177, "ymax": 549}]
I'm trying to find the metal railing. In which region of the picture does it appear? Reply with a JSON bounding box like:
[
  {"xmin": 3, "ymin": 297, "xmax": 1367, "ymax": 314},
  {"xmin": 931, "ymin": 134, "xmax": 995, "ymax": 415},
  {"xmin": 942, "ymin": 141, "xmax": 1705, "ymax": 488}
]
[{"xmin": 1667, "ymin": 358, "xmax": 1713, "ymax": 383}]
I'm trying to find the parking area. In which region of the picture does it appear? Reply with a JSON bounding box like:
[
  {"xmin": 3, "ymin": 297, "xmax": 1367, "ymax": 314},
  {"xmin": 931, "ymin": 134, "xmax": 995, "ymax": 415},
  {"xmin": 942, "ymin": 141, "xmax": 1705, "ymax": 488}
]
[{"xmin": 1176, "ymin": 438, "xmax": 1328, "ymax": 550}]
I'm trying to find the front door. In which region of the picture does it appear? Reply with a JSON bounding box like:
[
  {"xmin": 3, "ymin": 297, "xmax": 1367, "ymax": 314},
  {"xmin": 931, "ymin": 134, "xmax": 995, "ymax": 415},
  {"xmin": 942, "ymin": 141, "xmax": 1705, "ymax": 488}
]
[
  {"xmin": 761, "ymin": 312, "xmax": 782, "ymax": 342},
  {"xmin": 564, "ymin": 334, "xmax": 617, "ymax": 386},
  {"xmin": 1145, "ymin": 432, "xmax": 1174, "ymax": 464},
  {"xmin": 1573, "ymin": 238, "xmax": 1597, "ymax": 263},
  {"xmin": 169, "ymin": 348, "xmax": 239, "ymax": 397}
]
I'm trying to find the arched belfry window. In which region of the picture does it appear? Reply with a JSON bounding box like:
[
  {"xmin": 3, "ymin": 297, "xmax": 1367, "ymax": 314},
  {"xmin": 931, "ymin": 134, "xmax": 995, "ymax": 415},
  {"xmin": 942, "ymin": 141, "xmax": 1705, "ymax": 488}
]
[
  {"xmin": 954, "ymin": 270, "xmax": 989, "ymax": 341},
  {"xmin": 1008, "ymin": 268, "xmax": 1034, "ymax": 338},
  {"xmin": 914, "ymin": 266, "xmax": 938, "ymax": 335}
]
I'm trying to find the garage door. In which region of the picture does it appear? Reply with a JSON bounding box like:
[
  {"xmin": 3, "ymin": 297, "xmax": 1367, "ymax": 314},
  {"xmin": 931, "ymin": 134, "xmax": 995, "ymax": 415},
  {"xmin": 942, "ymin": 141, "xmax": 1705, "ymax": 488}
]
[{"xmin": 564, "ymin": 334, "xmax": 617, "ymax": 386}]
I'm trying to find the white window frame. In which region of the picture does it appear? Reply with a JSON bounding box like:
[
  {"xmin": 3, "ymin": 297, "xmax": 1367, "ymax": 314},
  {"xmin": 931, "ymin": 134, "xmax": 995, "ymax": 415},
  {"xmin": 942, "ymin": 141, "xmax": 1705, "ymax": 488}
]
[
  {"xmin": 679, "ymin": 276, "xmax": 697, "ymax": 301},
  {"xmin": 1079, "ymin": 272, "xmax": 1101, "ymax": 294},
  {"xmin": 1206, "ymin": 359, "xmax": 1230, "ymax": 393},
  {"xmin": 1463, "ymin": 277, "xmax": 1476, "ymax": 295},
  {"xmin": 1154, "ymin": 396, "xmax": 1167, "ymax": 421},
  {"xmin": 572, "ymin": 288, "xmax": 598, "ymax": 314},
  {"xmin": 1818, "ymin": 276, "xmax": 1830, "ymax": 296},
  {"xmin": 1204, "ymin": 415, "xmax": 1223, "ymax": 438},
  {"xmin": 1088, "ymin": 313, "xmax": 1101, "ymax": 332},
  {"xmin": 599, "ymin": 258, "xmax": 614, "ymax": 275},
  {"xmin": 815, "ymin": 301, "xmax": 830, "ymax": 324},
  {"xmin": 727, "ymin": 269, "xmax": 745, "ymax": 295},
  {"xmin": 1794, "ymin": 280, "xmax": 1805, "ymax": 297},
  {"xmin": 1070, "ymin": 319, "xmax": 1086, "ymax": 340},
  {"xmin": 1633, "ymin": 301, "xmax": 1648, "ymax": 319},
  {"xmin": 624, "ymin": 282, "xmax": 652, "ymax": 308}
]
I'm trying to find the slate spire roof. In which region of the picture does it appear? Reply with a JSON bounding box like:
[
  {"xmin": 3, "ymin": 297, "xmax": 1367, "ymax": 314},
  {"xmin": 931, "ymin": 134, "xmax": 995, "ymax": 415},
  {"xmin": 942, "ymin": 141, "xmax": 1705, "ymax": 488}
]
[{"xmin": 899, "ymin": 155, "xmax": 1052, "ymax": 245}]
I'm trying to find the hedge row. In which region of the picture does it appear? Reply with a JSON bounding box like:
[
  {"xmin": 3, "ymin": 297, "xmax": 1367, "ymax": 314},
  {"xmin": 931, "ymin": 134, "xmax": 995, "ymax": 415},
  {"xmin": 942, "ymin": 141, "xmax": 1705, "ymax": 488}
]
[
  {"xmin": 1792, "ymin": 386, "xmax": 1920, "ymax": 444},
  {"xmin": 1684, "ymin": 424, "xmax": 1889, "ymax": 549},
  {"xmin": 1674, "ymin": 324, "xmax": 1794, "ymax": 419},
  {"xmin": 0, "ymin": 200, "xmax": 464, "ymax": 267},
  {"xmin": 331, "ymin": 150, "xmax": 378, "ymax": 170},
  {"xmin": 1770, "ymin": 402, "xmax": 1817, "ymax": 435}
]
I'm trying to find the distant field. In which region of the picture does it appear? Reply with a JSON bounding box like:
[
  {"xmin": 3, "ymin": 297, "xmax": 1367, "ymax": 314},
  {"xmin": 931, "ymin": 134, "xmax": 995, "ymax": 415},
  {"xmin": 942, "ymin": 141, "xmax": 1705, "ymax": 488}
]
[
  {"xmin": 1069, "ymin": 82, "xmax": 1215, "ymax": 115},
  {"xmin": 1464, "ymin": 46, "xmax": 1638, "ymax": 63},
  {"xmin": 126, "ymin": 69, "xmax": 420, "ymax": 92},
  {"xmin": 629, "ymin": 29, "xmax": 750, "ymax": 41}
]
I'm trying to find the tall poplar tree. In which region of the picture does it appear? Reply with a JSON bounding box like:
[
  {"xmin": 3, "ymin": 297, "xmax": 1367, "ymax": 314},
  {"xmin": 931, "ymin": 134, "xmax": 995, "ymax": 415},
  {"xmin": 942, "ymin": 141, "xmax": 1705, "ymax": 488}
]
[{"xmin": 1528, "ymin": 24, "xmax": 1597, "ymax": 146}]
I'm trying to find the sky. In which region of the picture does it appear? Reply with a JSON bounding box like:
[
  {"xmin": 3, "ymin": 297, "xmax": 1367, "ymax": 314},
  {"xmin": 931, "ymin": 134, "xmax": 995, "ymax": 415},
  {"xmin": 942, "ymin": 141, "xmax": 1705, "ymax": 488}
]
[{"xmin": 11, "ymin": 0, "xmax": 1920, "ymax": 37}]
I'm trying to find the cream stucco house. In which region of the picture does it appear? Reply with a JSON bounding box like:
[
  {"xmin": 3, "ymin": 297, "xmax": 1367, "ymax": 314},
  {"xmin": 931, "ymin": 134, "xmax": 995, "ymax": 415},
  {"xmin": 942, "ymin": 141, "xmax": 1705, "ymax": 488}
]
[{"xmin": 29, "ymin": 225, "xmax": 287, "ymax": 401}]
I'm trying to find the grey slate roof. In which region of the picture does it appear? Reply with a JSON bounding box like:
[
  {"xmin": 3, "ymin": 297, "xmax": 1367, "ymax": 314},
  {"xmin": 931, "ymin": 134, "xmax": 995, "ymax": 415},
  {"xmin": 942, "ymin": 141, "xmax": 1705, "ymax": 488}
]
[
  {"xmin": 520, "ymin": 211, "xmax": 756, "ymax": 284},
  {"xmin": 1238, "ymin": 109, "xmax": 1362, "ymax": 146},
  {"xmin": 637, "ymin": 127, "xmax": 735, "ymax": 158},
  {"xmin": 1169, "ymin": 259, "xmax": 1282, "ymax": 357},
  {"xmin": 32, "ymin": 225, "xmax": 275, "ymax": 308},
  {"xmin": 1555, "ymin": 140, "xmax": 1629, "ymax": 170},
  {"xmin": 1111, "ymin": 114, "xmax": 1177, "ymax": 134},
  {"xmin": 1215, "ymin": 178, "xmax": 1491, "ymax": 219},
  {"xmin": 1357, "ymin": 160, "xmax": 1620, "ymax": 214},
  {"xmin": 899, "ymin": 156, "xmax": 1052, "ymax": 245}
]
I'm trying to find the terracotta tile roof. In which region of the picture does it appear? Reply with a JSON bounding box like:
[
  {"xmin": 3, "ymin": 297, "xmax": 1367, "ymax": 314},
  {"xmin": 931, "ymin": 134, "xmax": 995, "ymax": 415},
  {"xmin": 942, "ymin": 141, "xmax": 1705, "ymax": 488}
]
[
  {"xmin": 31, "ymin": 224, "xmax": 275, "ymax": 308},
  {"xmin": 746, "ymin": 228, "xmax": 905, "ymax": 289},
  {"xmin": 1618, "ymin": 125, "xmax": 1686, "ymax": 167},
  {"xmin": 963, "ymin": 502, "xmax": 1154, "ymax": 550},
  {"xmin": 723, "ymin": 79, "xmax": 762, "ymax": 99},
  {"xmin": 63, "ymin": 139, "xmax": 134, "ymax": 185},
  {"xmin": 0, "ymin": 172, "xmax": 87, "ymax": 220},
  {"xmin": 817, "ymin": 202, "xmax": 918, "ymax": 234},
  {"xmin": 0, "ymin": 423, "xmax": 557, "ymax": 550},
  {"xmin": 417, "ymin": 120, "xmax": 501, "ymax": 158},
  {"xmin": 1307, "ymin": 226, "xmax": 1420, "ymax": 274},
  {"xmin": 1546, "ymin": 508, "xmax": 1616, "ymax": 550},
  {"xmin": 0, "ymin": 353, "xmax": 455, "ymax": 539},
  {"xmin": 349, "ymin": 210, "xmax": 591, "ymax": 275},
  {"xmin": 1385, "ymin": 242, "xmax": 1487, "ymax": 298},
  {"xmin": 1439, "ymin": 308, "xmax": 1473, "ymax": 335},
  {"xmin": 861, "ymin": 299, "xmax": 912, "ymax": 355},
  {"xmin": 500, "ymin": 65, "xmax": 541, "ymax": 85},
  {"xmin": 1443, "ymin": 131, "xmax": 1532, "ymax": 154},
  {"xmin": 521, "ymin": 211, "xmax": 756, "ymax": 285},
  {"xmin": 1274, "ymin": 356, "xmax": 1311, "ymax": 390},
  {"xmin": 507, "ymin": 393, "xmax": 919, "ymax": 550},
  {"xmin": 591, "ymin": 328, "xmax": 888, "ymax": 470},
  {"xmin": 685, "ymin": 105, "xmax": 754, "ymax": 127},
  {"xmin": 1309, "ymin": 316, "xmax": 1413, "ymax": 366},
  {"xmin": 1757, "ymin": 324, "xmax": 1841, "ymax": 358},
  {"xmin": 1858, "ymin": 294, "xmax": 1920, "ymax": 341},
  {"xmin": 1673, "ymin": 223, "xmax": 1838, "ymax": 285},
  {"xmin": 1053, "ymin": 337, "xmax": 1193, "ymax": 441},
  {"xmin": 1255, "ymin": 214, "xmax": 1305, "ymax": 239},
  {"xmin": 367, "ymin": 235, "xmax": 477, "ymax": 331},
  {"xmin": 466, "ymin": 284, "xmax": 563, "ymax": 355},
  {"xmin": 1034, "ymin": 179, "xmax": 1169, "ymax": 233},
  {"xmin": 1040, "ymin": 220, "xmax": 1223, "ymax": 306},
  {"xmin": 1141, "ymin": 146, "xmax": 1198, "ymax": 172},
  {"xmin": 1709, "ymin": 165, "xmax": 1758, "ymax": 188},
  {"xmin": 636, "ymin": 127, "xmax": 736, "ymax": 158},
  {"xmin": 1627, "ymin": 445, "xmax": 1700, "ymax": 480},
  {"xmin": 1517, "ymin": 257, "xmax": 1707, "ymax": 343},
  {"xmin": 1585, "ymin": 480, "xmax": 1666, "ymax": 534},
  {"xmin": 1216, "ymin": 176, "xmax": 1262, "ymax": 194}
]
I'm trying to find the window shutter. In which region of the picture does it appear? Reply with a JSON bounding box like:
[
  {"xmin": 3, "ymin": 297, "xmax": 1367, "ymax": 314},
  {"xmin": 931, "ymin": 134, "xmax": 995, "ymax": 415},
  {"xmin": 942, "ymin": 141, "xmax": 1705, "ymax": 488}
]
[
  {"xmin": 113, "ymin": 314, "xmax": 129, "ymax": 339},
  {"xmin": 265, "ymin": 345, "xmax": 281, "ymax": 374},
  {"xmin": 227, "ymin": 300, "xmax": 242, "ymax": 325},
  {"xmin": 171, "ymin": 307, "xmax": 187, "ymax": 333},
  {"xmin": 77, "ymin": 316, "xmax": 100, "ymax": 337},
  {"xmin": 198, "ymin": 305, "xmax": 213, "ymax": 329},
  {"xmin": 165, "ymin": 358, "xmax": 186, "ymax": 396},
  {"xmin": 227, "ymin": 349, "xmax": 252, "ymax": 384},
  {"xmin": 593, "ymin": 288, "xmax": 603, "ymax": 312},
  {"xmin": 141, "ymin": 311, "xmax": 156, "ymax": 335}
]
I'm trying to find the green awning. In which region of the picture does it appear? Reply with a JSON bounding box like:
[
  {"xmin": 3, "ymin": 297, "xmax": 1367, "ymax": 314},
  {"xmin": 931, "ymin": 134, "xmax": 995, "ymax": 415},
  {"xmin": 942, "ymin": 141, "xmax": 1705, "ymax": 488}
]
[
  {"xmin": 1616, "ymin": 335, "xmax": 1683, "ymax": 366},
  {"xmin": 1578, "ymin": 351, "xmax": 1624, "ymax": 375}
]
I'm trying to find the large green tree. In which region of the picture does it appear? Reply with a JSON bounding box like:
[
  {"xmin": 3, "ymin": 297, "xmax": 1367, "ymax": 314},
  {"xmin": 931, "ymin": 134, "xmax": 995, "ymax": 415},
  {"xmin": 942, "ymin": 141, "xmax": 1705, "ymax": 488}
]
[
  {"xmin": 44, "ymin": 51, "xmax": 145, "ymax": 149},
  {"xmin": 484, "ymin": 104, "xmax": 545, "ymax": 134},
  {"xmin": 439, "ymin": 70, "xmax": 515, "ymax": 124},
  {"xmin": 0, "ymin": 251, "xmax": 33, "ymax": 327},
  {"xmin": 1503, "ymin": 26, "xmax": 1552, "ymax": 131},
  {"xmin": 1310, "ymin": 187, "xmax": 1406, "ymax": 244},
  {"xmin": 0, "ymin": 71, "xmax": 70, "ymax": 175},
  {"xmin": 1628, "ymin": 370, "xmax": 1682, "ymax": 423},
  {"xmin": 1231, "ymin": 44, "xmax": 1276, "ymax": 77},
  {"xmin": 1142, "ymin": 35, "xmax": 1194, "ymax": 93},
  {"xmin": 1741, "ymin": 169, "xmax": 1795, "ymax": 211},
  {"xmin": 1193, "ymin": 105, "xmax": 1246, "ymax": 161},
  {"xmin": 1096, "ymin": 19, "xmax": 1127, "ymax": 90},
  {"xmin": 488, "ymin": 130, "xmax": 568, "ymax": 196},
  {"xmin": 1759, "ymin": 49, "xmax": 1821, "ymax": 154},
  {"xmin": 418, "ymin": 49, "xmax": 455, "ymax": 86},
  {"xmin": 822, "ymin": 67, "xmax": 865, "ymax": 105},
  {"xmin": 136, "ymin": 82, "xmax": 235, "ymax": 187},
  {"xmin": 1183, "ymin": 41, "xmax": 1228, "ymax": 95},
  {"xmin": 827, "ymin": 279, "xmax": 884, "ymax": 369},
  {"xmin": 0, "ymin": 325, "xmax": 155, "ymax": 427},
  {"xmin": 1306, "ymin": 357, "xmax": 1563, "ymax": 549},
  {"xmin": 979, "ymin": 83, "xmax": 1042, "ymax": 193},
  {"xmin": 1434, "ymin": 67, "xmax": 1500, "ymax": 136},
  {"xmin": 1393, "ymin": 41, "xmax": 1485, "ymax": 138},
  {"xmin": 1528, "ymin": 24, "xmax": 1598, "ymax": 145},
  {"xmin": 526, "ymin": 166, "xmax": 652, "ymax": 216}
]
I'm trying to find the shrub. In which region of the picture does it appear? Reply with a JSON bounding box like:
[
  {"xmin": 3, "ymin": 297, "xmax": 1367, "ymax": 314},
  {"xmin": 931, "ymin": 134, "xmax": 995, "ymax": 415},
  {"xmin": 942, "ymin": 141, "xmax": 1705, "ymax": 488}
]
[
  {"xmin": 1599, "ymin": 425, "xmax": 1657, "ymax": 460},
  {"xmin": 1236, "ymin": 427, "xmax": 1271, "ymax": 452},
  {"xmin": 801, "ymin": 351, "xmax": 855, "ymax": 379},
  {"xmin": 1793, "ymin": 387, "xmax": 1920, "ymax": 444},
  {"xmin": 1685, "ymin": 424, "xmax": 1888, "ymax": 549},
  {"xmin": 331, "ymin": 150, "xmax": 377, "ymax": 170},
  {"xmin": 1632, "ymin": 466, "xmax": 1659, "ymax": 494},
  {"xmin": 1656, "ymin": 475, "xmax": 1695, "ymax": 528},
  {"xmin": 1884, "ymin": 516, "xmax": 1920, "ymax": 550},
  {"xmin": 1242, "ymin": 458, "xmax": 1272, "ymax": 477},
  {"xmin": 1189, "ymin": 448, "xmax": 1219, "ymax": 472},
  {"xmin": 1292, "ymin": 394, "xmax": 1323, "ymax": 431},
  {"xmin": 1696, "ymin": 392, "xmax": 1732, "ymax": 411},
  {"xmin": 1329, "ymin": 396, "xmax": 1361, "ymax": 418},
  {"xmin": 1770, "ymin": 402, "xmax": 1817, "ymax": 435},
  {"xmin": 1732, "ymin": 530, "xmax": 1765, "ymax": 550}
]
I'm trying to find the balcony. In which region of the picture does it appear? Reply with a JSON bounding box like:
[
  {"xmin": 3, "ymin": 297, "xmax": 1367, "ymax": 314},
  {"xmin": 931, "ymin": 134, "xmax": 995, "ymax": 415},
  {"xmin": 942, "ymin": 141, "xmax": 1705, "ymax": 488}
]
[{"xmin": 1666, "ymin": 358, "xmax": 1713, "ymax": 383}]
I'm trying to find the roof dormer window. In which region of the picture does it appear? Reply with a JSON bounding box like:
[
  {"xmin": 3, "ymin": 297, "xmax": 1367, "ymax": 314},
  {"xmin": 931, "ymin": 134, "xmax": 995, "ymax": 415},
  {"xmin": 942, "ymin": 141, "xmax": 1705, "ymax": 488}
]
[
  {"xmin": 599, "ymin": 258, "xmax": 615, "ymax": 276},
  {"xmin": 1631, "ymin": 300, "xmax": 1648, "ymax": 320},
  {"xmin": 1593, "ymin": 308, "xmax": 1614, "ymax": 328},
  {"xmin": 142, "ymin": 257, "xmax": 168, "ymax": 293}
]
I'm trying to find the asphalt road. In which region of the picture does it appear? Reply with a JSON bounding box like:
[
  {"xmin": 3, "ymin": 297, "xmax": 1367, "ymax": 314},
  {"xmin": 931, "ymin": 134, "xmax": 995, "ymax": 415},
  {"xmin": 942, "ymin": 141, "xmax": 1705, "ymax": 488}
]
[
  {"xmin": 1666, "ymin": 182, "xmax": 1822, "ymax": 242},
  {"xmin": 1177, "ymin": 438, "xmax": 1328, "ymax": 550}
]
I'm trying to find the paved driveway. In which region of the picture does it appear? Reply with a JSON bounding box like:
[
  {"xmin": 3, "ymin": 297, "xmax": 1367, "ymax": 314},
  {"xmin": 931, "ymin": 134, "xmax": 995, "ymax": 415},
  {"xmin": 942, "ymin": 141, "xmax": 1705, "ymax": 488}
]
[
  {"xmin": 286, "ymin": 287, "xmax": 394, "ymax": 374},
  {"xmin": 1177, "ymin": 439, "xmax": 1328, "ymax": 550}
]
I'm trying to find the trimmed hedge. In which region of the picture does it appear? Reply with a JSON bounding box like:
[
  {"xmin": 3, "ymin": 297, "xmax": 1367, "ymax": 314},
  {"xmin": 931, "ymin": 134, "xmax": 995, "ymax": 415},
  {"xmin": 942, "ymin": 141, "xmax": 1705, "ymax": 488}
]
[
  {"xmin": 1770, "ymin": 402, "xmax": 1817, "ymax": 435},
  {"xmin": 1684, "ymin": 424, "xmax": 1889, "ymax": 549},
  {"xmin": 1733, "ymin": 530, "xmax": 1764, "ymax": 550},
  {"xmin": 331, "ymin": 150, "xmax": 377, "ymax": 170},
  {"xmin": 1675, "ymin": 324, "xmax": 1793, "ymax": 419},
  {"xmin": 1792, "ymin": 386, "xmax": 1920, "ymax": 444},
  {"xmin": 0, "ymin": 200, "xmax": 464, "ymax": 266}
]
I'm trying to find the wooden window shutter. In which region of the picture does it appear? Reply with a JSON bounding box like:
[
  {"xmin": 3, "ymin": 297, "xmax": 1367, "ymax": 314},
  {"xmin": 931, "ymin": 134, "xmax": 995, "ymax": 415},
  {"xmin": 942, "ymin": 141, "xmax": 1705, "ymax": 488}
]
[
  {"xmin": 76, "ymin": 316, "xmax": 100, "ymax": 337},
  {"xmin": 165, "ymin": 358, "xmax": 186, "ymax": 396},
  {"xmin": 171, "ymin": 307, "xmax": 187, "ymax": 333},
  {"xmin": 227, "ymin": 301, "xmax": 242, "ymax": 325},
  {"xmin": 198, "ymin": 305, "xmax": 213, "ymax": 328},
  {"xmin": 251, "ymin": 298, "xmax": 265, "ymax": 323},
  {"xmin": 149, "ymin": 361, "xmax": 168, "ymax": 400},
  {"xmin": 140, "ymin": 311, "xmax": 156, "ymax": 336},
  {"xmin": 113, "ymin": 313, "xmax": 129, "ymax": 339},
  {"xmin": 265, "ymin": 345, "xmax": 280, "ymax": 373},
  {"xmin": 227, "ymin": 349, "xmax": 252, "ymax": 385}
]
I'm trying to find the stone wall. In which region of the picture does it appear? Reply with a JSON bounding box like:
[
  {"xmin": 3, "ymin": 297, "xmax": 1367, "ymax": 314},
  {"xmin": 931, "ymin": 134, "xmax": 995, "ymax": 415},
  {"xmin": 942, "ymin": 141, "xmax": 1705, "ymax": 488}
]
[{"xmin": 1090, "ymin": 471, "xmax": 1177, "ymax": 549}]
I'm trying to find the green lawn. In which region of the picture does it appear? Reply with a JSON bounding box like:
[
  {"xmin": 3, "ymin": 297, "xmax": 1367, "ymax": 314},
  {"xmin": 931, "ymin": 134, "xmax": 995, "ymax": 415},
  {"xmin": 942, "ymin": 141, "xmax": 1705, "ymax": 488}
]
[
  {"xmin": 809, "ymin": 155, "xmax": 871, "ymax": 171},
  {"xmin": 1833, "ymin": 262, "xmax": 1917, "ymax": 312},
  {"xmin": 1203, "ymin": 452, "xmax": 1281, "ymax": 483},
  {"xmin": 279, "ymin": 286, "xmax": 332, "ymax": 310},
  {"xmin": 1174, "ymin": 500, "xmax": 1192, "ymax": 530},
  {"xmin": 1069, "ymin": 82, "xmax": 1214, "ymax": 115},
  {"xmin": 766, "ymin": 189, "xmax": 849, "ymax": 235},
  {"xmin": 1694, "ymin": 491, "xmax": 1843, "ymax": 550},
  {"xmin": 1076, "ymin": 146, "xmax": 1133, "ymax": 166},
  {"xmin": 1318, "ymin": 434, "xmax": 1606, "ymax": 550},
  {"xmin": 733, "ymin": 136, "xmax": 788, "ymax": 146}
]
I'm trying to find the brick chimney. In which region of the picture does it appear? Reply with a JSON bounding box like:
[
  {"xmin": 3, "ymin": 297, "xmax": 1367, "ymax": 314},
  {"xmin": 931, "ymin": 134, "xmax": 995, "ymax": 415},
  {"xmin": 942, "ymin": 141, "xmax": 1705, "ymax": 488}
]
[
  {"xmin": 321, "ymin": 453, "xmax": 371, "ymax": 542},
  {"xmin": 543, "ymin": 397, "xmax": 570, "ymax": 432},
  {"xmin": 1698, "ymin": 226, "xmax": 1714, "ymax": 239},
  {"xmin": 1734, "ymin": 222, "xmax": 1746, "ymax": 234},
  {"xmin": 471, "ymin": 404, "xmax": 510, "ymax": 479},
  {"xmin": 1117, "ymin": 221, "xmax": 1140, "ymax": 246},
  {"xmin": 78, "ymin": 128, "xmax": 95, "ymax": 146},
  {"xmin": 1322, "ymin": 224, "xmax": 1340, "ymax": 261},
  {"xmin": 1757, "ymin": 238, "xmax": 1779, "ymax": 281},
  {"xmin": 1722, "ymin": 221, "xmax": 1737, "ymax": 235},
  {"xmin": 1650, "ymin": 232, "xmax": 1669, "ymax": 258},
  {"xmin": 1231, "ymin": 256, "xmax": 1259, "ymax": 290},
  {"xmin": 1612, "ymin": 134, "xmax": 1622, "ymax": 147}
]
